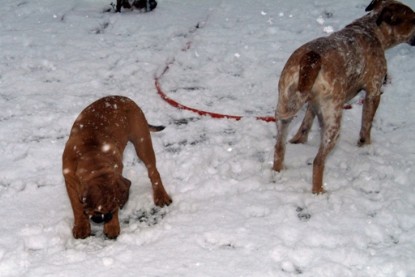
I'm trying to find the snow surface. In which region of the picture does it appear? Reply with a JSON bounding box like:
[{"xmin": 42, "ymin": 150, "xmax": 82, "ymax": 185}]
[{"xmin": 1, "ymin": 0, "xmax": 415, "ymax": 276}]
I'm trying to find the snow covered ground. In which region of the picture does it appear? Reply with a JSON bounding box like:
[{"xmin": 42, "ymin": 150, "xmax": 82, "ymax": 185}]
[{"xmin": 1, "ymin": 0, "xmax": 415, "ymax": 276}]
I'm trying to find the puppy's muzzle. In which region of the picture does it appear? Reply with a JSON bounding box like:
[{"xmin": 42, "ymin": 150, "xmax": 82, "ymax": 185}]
[{"xmin": 90, "ymin": 212, "xmax": 113, "ymax": 224}]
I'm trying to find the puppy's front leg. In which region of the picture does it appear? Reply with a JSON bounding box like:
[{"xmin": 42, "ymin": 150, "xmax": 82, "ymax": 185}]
[
  {"xmin": 64, "ymin": 174, "xmax": 91, "ymax": 239},
  {"xmin": 132, "ymin": 132, "xmax": 172, "ymax": 207},
  {"xmin": 73, "ymin": 215, "xmax": 91, "ymax": 239},
  {"xmin": 104, "ymin": 209, "xmax": 120, "ymax": 239},
  {"xmin": 148, "ymin": 168, "xmax": 173, "ymax": 207}
]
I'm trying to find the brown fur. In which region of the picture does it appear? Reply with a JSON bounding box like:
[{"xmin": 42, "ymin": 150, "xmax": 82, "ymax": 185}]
[
  {"xmin": 63, "ymin": 96, "xmax": 172, "ymax": 239},
  {"xmin": 273, "ymin": 0, "xmax": 415, "ymax": 194}
]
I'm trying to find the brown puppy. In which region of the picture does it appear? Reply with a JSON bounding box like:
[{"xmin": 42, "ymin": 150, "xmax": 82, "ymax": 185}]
[
  {"xmin": 273, "ymin": 0, "xmax": 415, "ymax": 194},
  {"xmin": 63, "ymin": 96, "xmax": 172, "ymax": 239}
]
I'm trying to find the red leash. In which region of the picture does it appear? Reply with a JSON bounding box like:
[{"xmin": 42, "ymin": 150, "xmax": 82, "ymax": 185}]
[{"xmin": 154, "ymin": 64, "xmax": 276, "ymax": 123}]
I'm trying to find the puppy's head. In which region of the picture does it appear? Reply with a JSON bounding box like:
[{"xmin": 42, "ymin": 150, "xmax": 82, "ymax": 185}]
[
  {"xmin": 132, "ymin": 0, "xmax": 157, "ymax": 12},
  {"xmin": 370, "ymin": 1, "xmax": 415, "ymax": 46},
  {"xmin": 81, "ymin": 174, "xmax": 131, "ymax": 224}
]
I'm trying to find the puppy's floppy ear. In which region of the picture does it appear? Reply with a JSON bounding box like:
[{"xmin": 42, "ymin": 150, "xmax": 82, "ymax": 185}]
[{"xmin": 116, "ymin": 177, "xmax": 131, "ymax": 209}]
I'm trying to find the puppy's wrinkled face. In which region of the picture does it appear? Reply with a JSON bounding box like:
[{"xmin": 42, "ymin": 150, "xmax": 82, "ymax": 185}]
[{"xmin": 82, "ymin": 181, "xmax": 118, "ymax": 224}]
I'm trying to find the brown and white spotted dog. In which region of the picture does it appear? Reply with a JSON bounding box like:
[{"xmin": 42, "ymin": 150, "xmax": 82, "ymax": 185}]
[
  {"xmin": 62, "ymin": 96, "xmax": 172, "ymax": 239},
  {"xmin": 273, "ymin": 0, "xmax": 415, "ymax": 194}
]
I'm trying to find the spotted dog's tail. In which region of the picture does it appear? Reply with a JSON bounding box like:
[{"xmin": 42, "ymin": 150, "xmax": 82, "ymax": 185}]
[
  {"xmin": 298, "ymin": 51, "xmax": 322, "ymax": 93},
  {"xmin": 148, "ymin": 125, "xmax": 165, "ymax": 132}
]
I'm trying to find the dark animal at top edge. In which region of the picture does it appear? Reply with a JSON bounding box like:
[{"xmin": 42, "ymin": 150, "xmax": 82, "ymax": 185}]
[{"xmin": 116, "ymin": 0, "xmax": 157, "ymax": 13}]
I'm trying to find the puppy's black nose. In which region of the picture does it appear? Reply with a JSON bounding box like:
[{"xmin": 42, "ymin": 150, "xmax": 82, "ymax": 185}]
[{"xmin": 91, "ymin": 212, "xmax": 113, "ymax": 224}]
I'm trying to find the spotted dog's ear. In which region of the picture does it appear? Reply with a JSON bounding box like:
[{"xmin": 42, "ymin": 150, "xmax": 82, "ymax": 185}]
[
  {"xmin": 376, "ymin": 4, "xmax": 408, "ymax": 26},
  {"xmin": 366, "ymin": 0, "xmax": 384, "ymax": 12}
]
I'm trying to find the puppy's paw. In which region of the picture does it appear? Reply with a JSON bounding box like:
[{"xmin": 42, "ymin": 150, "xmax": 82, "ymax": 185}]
[
  {"xmin": 72, "ymin": 221, "xmax": 91, "ymax": 239},
  {"xmin": 154, "ymin": 191, "xmax": 173, "ymax": 207},
  {"xmin": 104, "ymin": 221, "xmax": 120, "ymax": 239}
]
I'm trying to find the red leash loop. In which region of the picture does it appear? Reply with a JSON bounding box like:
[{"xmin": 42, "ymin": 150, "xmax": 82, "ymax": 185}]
[
  {"xmin": 154, "ymin": 63, "xmax": 276, "ymax": 123},
  {"xmin": 155, "ymin": 78, "xmax": 276, "ymax": 122}
]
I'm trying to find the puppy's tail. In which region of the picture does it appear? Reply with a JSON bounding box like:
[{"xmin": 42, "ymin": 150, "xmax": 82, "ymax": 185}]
[
  {"xmin": 298, "ymin": 51, "xmax": 321, "ymax": 93},
  {"xmin": 148, "ymin": 124, "xmax": 165, "ymax": 132}
]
